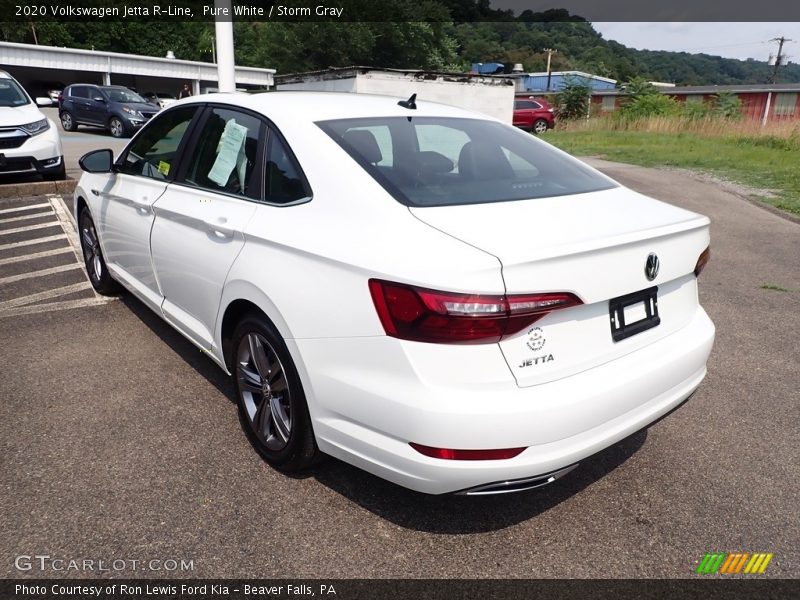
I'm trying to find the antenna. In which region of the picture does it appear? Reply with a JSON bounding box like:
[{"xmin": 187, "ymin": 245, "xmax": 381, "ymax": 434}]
[{"xmin": 398, "ymin": 93, "xmax": 417, "ymax": 110}]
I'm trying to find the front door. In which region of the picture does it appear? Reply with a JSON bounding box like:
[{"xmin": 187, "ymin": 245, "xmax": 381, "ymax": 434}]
[{"xmin": 96, "ymin": 105, "xmax": 200, "ymax": 310}]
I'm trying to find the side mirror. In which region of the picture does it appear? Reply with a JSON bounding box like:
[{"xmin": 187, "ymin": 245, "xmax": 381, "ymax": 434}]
[
  {"xmin": 35, "ymin": 97, "xmax": 54, "ymax": 107},
  {"xmin": 79, "ymin": 149, "xmax": 114, "ymax": 173}
]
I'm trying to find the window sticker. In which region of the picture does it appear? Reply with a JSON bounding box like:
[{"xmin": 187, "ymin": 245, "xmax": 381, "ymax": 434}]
[
  {"xmin": 157, "ymin": 161, "xmax": 170, "ymax": 176},
  {"xmin": 208, "ymin": 119, "xmax": 248, "ymax": 190}
]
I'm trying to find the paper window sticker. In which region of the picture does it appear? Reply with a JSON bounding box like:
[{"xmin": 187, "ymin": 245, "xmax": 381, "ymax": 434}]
[
  {"xmin": 208, "ymin": 119, "xmax": 248, "ymax": 187},
  {"xmin": 157, "ymin": 161, "xmax": 170, "ymax": 176}
]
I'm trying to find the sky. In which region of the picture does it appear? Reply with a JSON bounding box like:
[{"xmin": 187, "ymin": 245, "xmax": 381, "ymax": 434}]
[{"xmin": 590, "ymin": 23, "xmax": 800, "ymax": 62}]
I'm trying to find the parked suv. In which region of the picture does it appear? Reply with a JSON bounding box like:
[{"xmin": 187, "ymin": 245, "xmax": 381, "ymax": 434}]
[
  {"xmin": 60, "ymin": 84, "xmax": 158, "ymax": 138},
  {"xmin": 513, "ymin": 97, "xmax": 555, "ymax": 134},
  {"xmin": 0, "ymin": 70, "xmax": 65, "ymax": 179}
]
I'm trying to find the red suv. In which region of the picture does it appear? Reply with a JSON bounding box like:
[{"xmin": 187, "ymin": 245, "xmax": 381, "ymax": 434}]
[{"xmin": 513, "ymin": 97, "xmax": 555, "ymax": 134}]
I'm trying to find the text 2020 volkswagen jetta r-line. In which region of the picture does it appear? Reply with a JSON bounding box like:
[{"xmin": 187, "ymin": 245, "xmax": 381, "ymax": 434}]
[{"xmin": 74, "ymin": 92, "xmax": 714, "ymax": 495}]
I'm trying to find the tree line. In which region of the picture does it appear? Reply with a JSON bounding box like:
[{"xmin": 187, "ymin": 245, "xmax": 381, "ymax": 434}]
[{"xmin": 1, "ymin": 1, "xmax": 797, "ymax": 85}]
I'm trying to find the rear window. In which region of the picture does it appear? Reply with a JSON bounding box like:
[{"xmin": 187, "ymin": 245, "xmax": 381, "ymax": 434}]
[{"xmin": 318, "ymin": 117, "xmax": 615, "ymax": 207}]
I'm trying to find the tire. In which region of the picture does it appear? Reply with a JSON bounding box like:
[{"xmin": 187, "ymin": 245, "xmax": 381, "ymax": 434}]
[
  {"xmin": 231, "ymin": 314, "xmax": 320, "ymax": 471},
  {"xmin": 532, "ymin": 119, "xmax": 549, "ymax": 135},
  {"xmin": 109, "ymin": 116, "xmax": 126, "ymax": 138},
  {"xmin": 78, "ymin": 208, "xmax": 120, "ymax": 295},
  {"xmin": 60, "ymin": 111, "xmax": 77, "ymax": 132}
]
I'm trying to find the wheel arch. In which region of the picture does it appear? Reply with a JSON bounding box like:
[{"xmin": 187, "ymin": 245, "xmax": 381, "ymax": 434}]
[{"xmin": 217, "ymin": 282, "xmax": 294, "ymax": 372}]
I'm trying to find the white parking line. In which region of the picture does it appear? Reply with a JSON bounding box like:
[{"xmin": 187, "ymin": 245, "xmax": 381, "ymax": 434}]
[
  {"xmin": 0, "ymin": 297, "xmax": 107, "ymax": 319},
  {"xmin": 0, "ymin": 263, "xmax": 82, "ymax": 285},
  {"xmin": 0, "ymin": 281, "xmax": 93, "ymax": 309},
  {"xmin": 0, "ymin": 210, "xmax": 54, "ymax": 224},
  {"xmin": 0, "ymin": 247, "xmax": 72, "ymax": 266},
  {"xmin": 0, "ymin": 221, "xmax": 62, "ymax": 237},
  {"xmin": 0, "ymin": 233, "xmax": 68, "ymax": 251},
  {"xmin": 0, "ymin": 202, "xmax": 51, "ymax": 215}
]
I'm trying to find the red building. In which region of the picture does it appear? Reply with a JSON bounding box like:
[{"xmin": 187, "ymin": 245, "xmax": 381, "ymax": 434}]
[{"xmin": 591, "ymin": 83, "xmax": 800, "ymax": 123}]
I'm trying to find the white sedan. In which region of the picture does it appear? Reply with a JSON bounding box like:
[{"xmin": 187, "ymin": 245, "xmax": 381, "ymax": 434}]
[{"xmin": 74, "ymin": 92, "xmax": 714, "ymax": 495}]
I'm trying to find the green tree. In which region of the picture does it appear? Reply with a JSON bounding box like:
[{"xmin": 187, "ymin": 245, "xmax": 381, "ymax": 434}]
[{"xmin": 555, "ymin": 77, "xmax": 591, "ymax": 120}]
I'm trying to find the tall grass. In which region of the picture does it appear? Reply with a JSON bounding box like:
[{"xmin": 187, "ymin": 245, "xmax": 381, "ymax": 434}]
[{"xmin": 560, "ymin": 115, "xmax": 800, "ymax": 150}]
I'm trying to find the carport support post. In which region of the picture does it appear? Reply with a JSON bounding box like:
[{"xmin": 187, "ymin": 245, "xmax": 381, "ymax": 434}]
[{"xmin": 214, "ymin": 0, "xmax": 236, "ymax": 93}]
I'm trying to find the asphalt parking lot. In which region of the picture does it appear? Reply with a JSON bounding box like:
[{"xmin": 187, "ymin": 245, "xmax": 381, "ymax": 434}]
[{"xmin": 0, "ymin": 157, "xmax": 797, "ymax": 579}]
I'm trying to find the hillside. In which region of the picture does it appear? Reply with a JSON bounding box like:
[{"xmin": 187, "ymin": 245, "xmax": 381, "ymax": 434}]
[{"xmin": 1, "ymin": 2, "xmax": 797, "ymax": 85}]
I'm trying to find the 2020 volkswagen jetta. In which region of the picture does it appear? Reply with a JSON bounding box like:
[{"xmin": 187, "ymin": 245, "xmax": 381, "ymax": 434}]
[{"xmin": 74, "ymin": 92, "xmax": 715, "ymax": 495}]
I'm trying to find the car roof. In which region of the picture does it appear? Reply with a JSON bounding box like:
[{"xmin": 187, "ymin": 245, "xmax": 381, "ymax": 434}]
[{"xmin": 177, "ymin": 91, "xmax": 498, "ymax": 123}]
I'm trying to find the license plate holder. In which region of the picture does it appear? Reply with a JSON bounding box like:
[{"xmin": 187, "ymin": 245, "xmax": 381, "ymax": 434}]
[{"xmin": 609, "ymin": 286, "xmax": 660, "ymax": 342}]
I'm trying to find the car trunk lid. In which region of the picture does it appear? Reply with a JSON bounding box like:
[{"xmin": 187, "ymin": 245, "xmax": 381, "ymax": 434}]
[{"xmin": 410, "ymin": 186, "xmax": 710, "ymax": 387}]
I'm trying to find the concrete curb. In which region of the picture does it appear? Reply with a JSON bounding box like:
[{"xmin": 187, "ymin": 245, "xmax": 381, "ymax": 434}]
[{"xmin": 0, "ymin": 178, "xmax": 77, "ymax": 201}]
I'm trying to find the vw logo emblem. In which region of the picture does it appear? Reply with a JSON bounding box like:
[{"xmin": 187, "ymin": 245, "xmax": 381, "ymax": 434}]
[{"xmin": 645, "ymin": 253, "xmax": 660, "ymax": 281}]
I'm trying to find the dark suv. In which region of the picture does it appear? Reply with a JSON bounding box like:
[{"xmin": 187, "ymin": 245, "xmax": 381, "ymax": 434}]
[{"xmin": 59, "ymin": 84, "xmax": 158, "ymax": 138}]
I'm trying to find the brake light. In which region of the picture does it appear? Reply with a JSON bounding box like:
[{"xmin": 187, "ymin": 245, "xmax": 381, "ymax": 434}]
[
  {"xmin": 694, "ymin": 246, "xmax": 710, "ymax": 277},
  {"xmin": 410, "ymin": 443, "xmax": 526, "ymax": 460},
  {"xmin": 368, "ymin": 279, "xmax": 582, "ymax": 344}
]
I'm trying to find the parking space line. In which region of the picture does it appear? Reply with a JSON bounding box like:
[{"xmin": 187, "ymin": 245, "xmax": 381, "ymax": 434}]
[
  {"xmin": 0, "ymin": 210, "xmax": 55, "ymax": 224},
  {"xmin": 0, "ymin": 234, "xmax": 68, "ymax": 251},
  {"xmin": 0, "ymin": 222, "xmax": 61, "ymax": 237},
  {"xmin": 0, "ymin": 247, "xmax": 73, "ymax": 266},
  {"xmin": 0, "ymin": 263, "xmax": 82, "ymax": 285},
  {"xmin": 0, "ymin": 297, "xmax": 107, "ymax": 319},
  {"xmin": 0, "ymin": 202, "xmax": 51, "ymax": 215},
  {"xmin": 0, "ymin": 281, "xmax": 93, "ymax": 309}
]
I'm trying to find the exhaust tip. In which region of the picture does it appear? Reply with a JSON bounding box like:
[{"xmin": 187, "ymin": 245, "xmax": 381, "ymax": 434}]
[{"xmin": 455, "ymin": 463, "xmax": 579, "ymax": 496}]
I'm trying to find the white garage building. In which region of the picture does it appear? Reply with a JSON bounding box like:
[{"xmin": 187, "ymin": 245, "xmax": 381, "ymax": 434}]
[{"xmin": 0, "ymin": 41, "xmax": 275, "ymax": 99}]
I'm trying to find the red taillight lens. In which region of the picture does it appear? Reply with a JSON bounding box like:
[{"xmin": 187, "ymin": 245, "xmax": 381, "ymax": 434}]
[
  {"xmin": 694, "ymin": 246, "xmax": 711, "ymax": 277},
  {"xmin": 410, "ymin": 443, "xmax": 526, "ymax": 461},
  {"xmin": 368, "ymin": 279, "xmax": 582, "ymax": 344}
]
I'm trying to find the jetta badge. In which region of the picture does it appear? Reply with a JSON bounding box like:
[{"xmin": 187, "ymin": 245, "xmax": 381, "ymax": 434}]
[{"xmin": 645, "ymin": 253, "xmax": 660, "ymax": 281}]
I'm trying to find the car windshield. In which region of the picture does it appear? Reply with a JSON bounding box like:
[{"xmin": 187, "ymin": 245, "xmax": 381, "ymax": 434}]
[
  {"xmin": 0, "ymin": 79, "xmax": 31, "ymax": 107},
  {"xmin": 318, "ymin": 117, "xmax": 616, "ymax": 207},
  {"xmin": 102, "ymin": 87, "xmax": 146, "ymax": 103}
]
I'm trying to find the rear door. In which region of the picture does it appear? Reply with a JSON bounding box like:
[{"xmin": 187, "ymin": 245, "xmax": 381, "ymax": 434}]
[{"xmin": 149, "ymin": 105, "xmax": 264, "ymax": 348}]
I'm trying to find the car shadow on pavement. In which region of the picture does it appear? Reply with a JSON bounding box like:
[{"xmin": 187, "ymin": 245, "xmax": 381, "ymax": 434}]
[
  {"xmin": 309, "ymin": 430, "xmax": 647, "ymax": 534},
  {"xmin": 119, "ymin": 292, "xmax": 647, "ymax": 534},
  {"xmin": 120, "ymin": 293, "xmax": 235, "ymax": 402}
]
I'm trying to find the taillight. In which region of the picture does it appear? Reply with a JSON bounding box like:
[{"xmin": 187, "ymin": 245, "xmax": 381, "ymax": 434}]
[
  {"xmin": 368, "ymin": 279, "xmax": 582, "ymax": 344},
  {"xmin": 694, "ymin": 246, "xmax": 710, "ymax": 277},
  {"xmin": 410, "ymin": 443, "xmax": 526, "ymax": 460}
]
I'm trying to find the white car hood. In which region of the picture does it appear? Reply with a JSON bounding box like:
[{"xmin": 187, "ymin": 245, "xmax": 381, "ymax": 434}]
[{"xmin": 0, "ymin": 103, "xmax": 45, "ymax": 127}]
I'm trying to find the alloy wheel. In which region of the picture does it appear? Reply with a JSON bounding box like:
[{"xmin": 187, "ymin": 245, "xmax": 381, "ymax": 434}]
[
  {"xmin": 236, "ymin": 332, "xmax": 292, "ymax": 451},
  {"xmin": 80, "ymin": 215, "xmax": 103, "ymax": 283},
  {"xmin": 109, "ymin": 118, "xmax": 124, "ymax": 138}
]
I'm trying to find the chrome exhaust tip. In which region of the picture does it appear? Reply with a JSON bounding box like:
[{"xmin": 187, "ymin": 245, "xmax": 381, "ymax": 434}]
[{"xmin": 455, "ymin": 463, "xmax": 579, "ymax": 496}]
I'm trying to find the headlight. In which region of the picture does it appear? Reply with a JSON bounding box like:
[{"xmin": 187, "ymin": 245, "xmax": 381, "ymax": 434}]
[
  {"xmin": 122, "ymin": 107, "xmax": 143, "ymax": 118},
  {"xmin": 20, "ymin": 118, "xmax": 50, "ymax": 135}
]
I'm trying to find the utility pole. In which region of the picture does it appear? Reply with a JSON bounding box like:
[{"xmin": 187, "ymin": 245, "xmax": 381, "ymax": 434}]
[
  {"xmin": 214, "ymin": 0, "xmax": 236, "ymax": 92},
  {"xmin": 769, "ymin": 36, "xmax": 793, "ymax": 83},
  {"xmin": 544, "ymin": 48, "xmax": 557, "ymax": 91}
]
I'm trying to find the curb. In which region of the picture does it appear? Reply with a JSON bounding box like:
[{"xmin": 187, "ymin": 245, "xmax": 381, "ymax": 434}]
[{"xmin": 0, "ymin": 178, "xmax": 77, "ymax": 201}]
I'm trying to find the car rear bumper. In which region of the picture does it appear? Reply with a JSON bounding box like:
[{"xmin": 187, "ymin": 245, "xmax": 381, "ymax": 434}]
[{"xmin": 292, "ymin": 305, "xmax": 715, "ymax": 495}]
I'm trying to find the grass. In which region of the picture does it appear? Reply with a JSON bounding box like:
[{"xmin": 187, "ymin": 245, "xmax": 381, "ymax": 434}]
[
  {"xmin": 543, "ymin": 117, "xmax": 800, "ymax": 216},
  {"xmin": 760, "ymin": 284, "xmax": 792, "ymax": 292}
]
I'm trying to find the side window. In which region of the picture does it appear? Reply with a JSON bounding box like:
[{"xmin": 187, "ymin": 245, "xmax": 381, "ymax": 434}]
[
  {"xmin": 70, "ymin": 86, "xmax": 88, "ymax": 99},
  {"xmin": 118, "ymin": 106, "xmax": 198, "ymax": 179},
  {"xmin": 265, "ymin": 130, "xmax": 311, "ymax": 204},
  {"xmin": 181, "ymin": 107, "xmax": 262, "ymax": 199}
]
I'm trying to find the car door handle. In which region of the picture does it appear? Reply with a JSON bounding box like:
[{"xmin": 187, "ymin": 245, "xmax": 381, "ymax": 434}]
[
  {"xmin": 206, "ymin": 221, "xmax": 234, "ymax": 239},
  {"xmin": 131, "ymin": 197, "xmax": 151, "ymax": 215}
]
